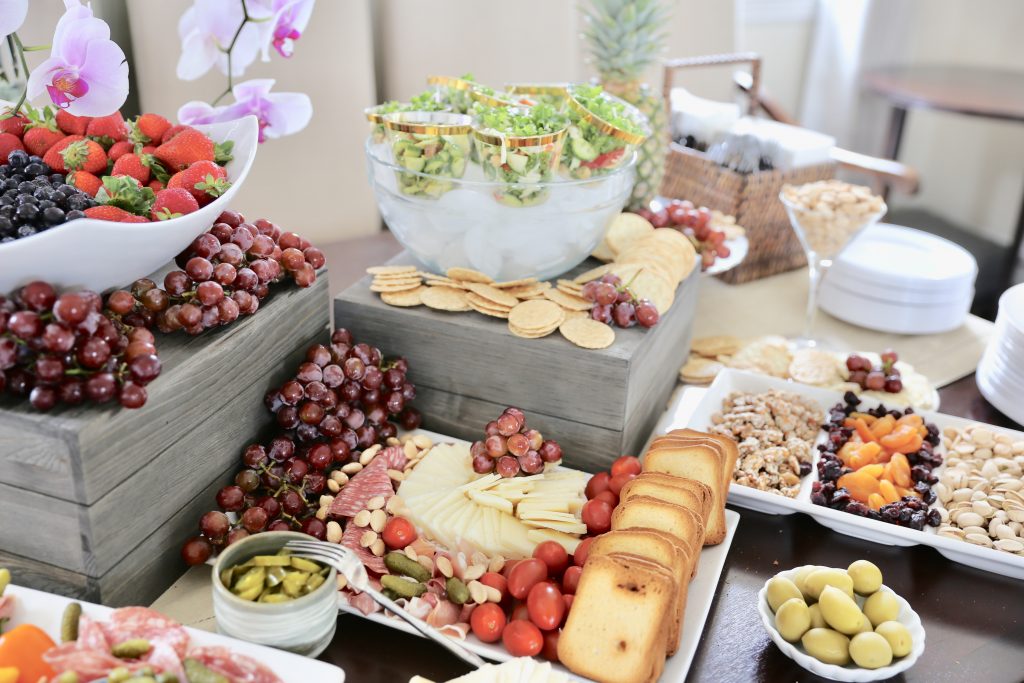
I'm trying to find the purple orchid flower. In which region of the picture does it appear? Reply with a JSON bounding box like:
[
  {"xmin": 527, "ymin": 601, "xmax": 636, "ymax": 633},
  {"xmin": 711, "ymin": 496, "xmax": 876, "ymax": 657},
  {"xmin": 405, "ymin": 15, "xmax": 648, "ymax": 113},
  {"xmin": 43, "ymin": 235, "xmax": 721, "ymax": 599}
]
[
  {"xmin": 25, "ymin": 0, "xmax": 128, "ymax": 117},
  {"xmin": 257, "ymin": 0, "xmax": 315, "ymax": 59},
  {"xmin": 178, "ymin": 79, "xmax": 311, "ymax": 143},
  {"xmin": 0, "ymin": 0, "xmax": 28, "ymax": 37},
  {"xmin": 176, "ymin": 0, "xmax": 268, "ymax": 81}
]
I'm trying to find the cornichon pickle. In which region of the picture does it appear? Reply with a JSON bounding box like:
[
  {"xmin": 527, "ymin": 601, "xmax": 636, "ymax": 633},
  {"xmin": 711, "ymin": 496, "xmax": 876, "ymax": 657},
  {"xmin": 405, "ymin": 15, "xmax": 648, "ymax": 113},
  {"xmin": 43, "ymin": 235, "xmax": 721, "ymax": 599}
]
[
  {"xmin": 381, "ymin": 587, "xmax": 401, "ymax": 601},
  {"xmin": 250, "ymin": 555, "xmax": 292, "ymax": 567},
  {"xmin": 124, "ymin": 677, "xmax": 158, "ymax": 683},
  {"xmin": 184, "ymin": 658, "xmax": 230, "ymax": 683},
  {"xmin": 156, "ymin": 675, "xmax": 180, "ymax": 683},
  {"xmin": 55, "ymin": 672, "xmax": 79, "ymax": 683},
  {"xmin": 384, "ymin": 551, "xmax": 431, "ymax": 582},
  {"xmin": 0, "ymin": 568, "xmax": 9, "ymax": 596},
  {"xmin": 107, "ymin": 668, "xmax": 133, "ymax": 683},
  {"xmin": 445, "ymin": 577, "xmax": 469, "ymax": 605},
  {"xmin": 232, "ymin": 567, "xmax": 266, "ymax": 594},
  {"xmin": 281, "ymin": 571, "xmax": 311, "ymax": 598},
  {"xmin": 380, "ymin": 574, "xmax": 427, "ymax": 599},
  {"xmin": 61, "ymin": 602, "xmax": 82, "ymax": 642},
  {"xmin": 112, "ymin": 638, "xmax": 152, "ymax": 658}
]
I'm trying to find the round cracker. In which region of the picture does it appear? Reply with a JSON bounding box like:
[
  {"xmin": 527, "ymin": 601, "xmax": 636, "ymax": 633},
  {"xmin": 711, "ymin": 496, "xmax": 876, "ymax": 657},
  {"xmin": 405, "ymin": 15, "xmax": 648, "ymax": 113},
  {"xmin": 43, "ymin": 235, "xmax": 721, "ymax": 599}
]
[
  {"xmin": 465, "ymin": 291, "xmax": 512, "ymax": 312},
  {"xmin": 559, "ymin": 317, "xmax": 615, "ymax": 349},
  {"xmin": 506, "ymin": 282, "xmax": 551, "ymax": 299},
  {"xmin": 691, "ymin": 335, "xmax": 743, "ymax": 358},
  {"xmin": 542, "ymin": 288, "xmax": 593, "ymax": 312},
  {"xmin": 509, "ymin": 299, "xmax": 564, "ymax": 332},
  {"xmin": 610, "ymin": 264, "xmax": 675, "ymax": 314},
  {"xmin": 606, "ymin": 212, "xmax": 655, "ymax": 255},
  {"xmin": 492, "ymin": 278, "xmax": 539, "ymax": 289},
  {"xmin": 370, "ymin": 280, "xmax": 422, "ymax": 293},
  {"xmin": 561, "ymin": 309, "xmax": 590, "ymax": 321},
  {"xmin": 729, "ymin": 339, "xmax": 793, "ymax": 378},
  {"xmin": 466, "ymin": 283, "xmax": 519, "ymax": 308},
  {"xmin": 591, "ymin": 239, "xmax": 616, "ymax": 262},
  {"xmin": 466, "ymin": 295, "xmax": 511, "ymax": 319},
  {"xmin": 446, "ymin": 267, "xmax": 493, "ymax": 283},
  {"xmin": 367, "ymin": 265, "xmax": 417, "ymax": 276},
  {"xmin": 788, "ymin": 348, "xmax": 843, "ymax": 386},
  {"xmin": 421, "ymin": 286, "xmax": 471, "ymax": 311},
  {"xmin": 573, "ymin": 264, "xmax": 614, "ymax": 284},
  {"xmin": 509, "ymin": 322, "xmax": 558, "ymax": 339},
  {"xmin": 679, "ymin": 355, "xmax": 723, "ymax": 384},
  {"xmin": 380, "ymin": 286, "xmax": 425, "ymax": 307}
]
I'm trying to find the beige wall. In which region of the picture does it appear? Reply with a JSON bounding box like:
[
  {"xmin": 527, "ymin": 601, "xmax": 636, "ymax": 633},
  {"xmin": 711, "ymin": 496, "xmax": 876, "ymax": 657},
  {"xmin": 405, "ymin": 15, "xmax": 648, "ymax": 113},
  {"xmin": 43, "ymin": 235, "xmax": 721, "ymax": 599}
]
[
  {"xmin": 738, "ymin": 21, "xmax": 812, "ymax": 115},
  {"xmin": 125, "ymin": 0, "xmax": 379, "ymax": 245}
]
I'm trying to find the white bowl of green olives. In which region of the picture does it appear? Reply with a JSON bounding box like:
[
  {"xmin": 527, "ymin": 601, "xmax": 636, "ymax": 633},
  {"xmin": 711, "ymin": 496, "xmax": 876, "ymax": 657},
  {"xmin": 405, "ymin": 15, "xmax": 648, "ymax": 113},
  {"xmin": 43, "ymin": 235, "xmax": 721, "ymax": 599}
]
[{"xmin": 757, "ymin": 561, "xmax": 925, "ymax": 681}]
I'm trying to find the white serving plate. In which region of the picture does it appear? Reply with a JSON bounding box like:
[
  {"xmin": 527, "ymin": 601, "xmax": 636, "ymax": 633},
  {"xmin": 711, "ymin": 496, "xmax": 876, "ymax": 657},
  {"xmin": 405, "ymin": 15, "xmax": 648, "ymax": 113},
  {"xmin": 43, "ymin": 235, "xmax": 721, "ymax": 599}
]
[
  {"xmin": 654, "ymin": 368, "xmax": 1024, "ymax": 580},
  {"xmin": 337, "ymin": 429, "xmax": 740, "ymax": 682},
  {"xmin": 703, "ymin": 234, "xmax": 748, "ymax": 276},
  {"xmin": 757, "ymin": 567, "xmax": 925, "ymax": 682},
  {"xmin": 0, "ymin": 112, "xmax": 259, "ymax": 294},
  {"xmin": 4, "ymin": 583, "xmax": 345, "ymax": 682}
]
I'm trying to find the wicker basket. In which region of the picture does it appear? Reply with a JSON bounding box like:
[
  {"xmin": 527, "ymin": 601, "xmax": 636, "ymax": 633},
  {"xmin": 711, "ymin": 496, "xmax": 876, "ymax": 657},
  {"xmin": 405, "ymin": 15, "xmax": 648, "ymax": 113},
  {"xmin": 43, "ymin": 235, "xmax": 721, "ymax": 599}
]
[{"xmin": 660, "ymin": 53, "xmax": 835, "ymax": 284}]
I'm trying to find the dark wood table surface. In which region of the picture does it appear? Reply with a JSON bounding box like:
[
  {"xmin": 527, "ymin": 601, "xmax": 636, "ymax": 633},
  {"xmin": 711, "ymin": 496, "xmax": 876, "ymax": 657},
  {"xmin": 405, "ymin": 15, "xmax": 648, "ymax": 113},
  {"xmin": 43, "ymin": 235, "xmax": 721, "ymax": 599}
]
[{"xmin": 317, "ymin": 234, "xmax": 1024, "ymax": 683}]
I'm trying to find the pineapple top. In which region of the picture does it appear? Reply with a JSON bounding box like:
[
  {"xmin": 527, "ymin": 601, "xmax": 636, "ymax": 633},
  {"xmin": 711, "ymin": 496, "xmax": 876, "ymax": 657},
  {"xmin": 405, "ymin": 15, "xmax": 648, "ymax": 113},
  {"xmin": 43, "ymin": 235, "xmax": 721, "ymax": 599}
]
[{"xmin": 583, "ymin": 0, "xmax": 670, "ymax": 83}]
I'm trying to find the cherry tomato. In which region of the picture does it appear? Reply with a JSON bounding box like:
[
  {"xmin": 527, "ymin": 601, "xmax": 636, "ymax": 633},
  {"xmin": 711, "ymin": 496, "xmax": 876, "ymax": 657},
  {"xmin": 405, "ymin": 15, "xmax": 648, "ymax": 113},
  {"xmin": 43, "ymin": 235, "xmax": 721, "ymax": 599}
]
[
  {"xmin": 562, "ymin": 593, "xmax": 574, "ymax": 623},
  {"xmin": 608, "ymin": 472, "xmax": 638, "ymax": 496},
  {"xmin": 611, "ymin": 455, "xmax": 642, "ymax": 478},
  {"xmin": 502, "ymin": 559, "xmax": 519, "ymax": 580},
  {"xmin": 527, "ymin": 582, "xmax": 565, "ymax": 631},
  {"xmin": 470, "ymin": 603, "xmax": 506, "ymax": 643},
  {"xmin": 584, "ymin": 472, "xmax": 610, "ymax": 499},
  {"xmin": 502, "ymin": 619, "xmax": 544, "ymax": 657},
  {"xmin": 510, "ymin": 602, "xmax": 530, "ymax": 622},
  {"xmin": 479, "ymin": 572, "xmax": 508, "ymax": 601},
  {"xmin": 380, "ymin": 516, "xmax": 417, "ymax": 549},
  {"xmin": 594, "ymin": 490, "xmax": 619, "ymax": 508},
  {"xmin": 507, "ymin": 558, "xmax": 547, "ymax": 600},
  {"xmin": 533, "ymin": 540, "xmax": 569, "ymax": 577},
  {"xmin": 581, "ymin": 499, "xmax": 613, "ymax": 535},
  {"xmin": 561, "ymin": 565, "xmax": 582, "ymax": 595},
  {"xmin": 541, "ymin": 629, "xmax": 561, "ymax": 662},
  {"xmin": 572, "ymin": 537, "xmax": 594, "ymax": 567}
]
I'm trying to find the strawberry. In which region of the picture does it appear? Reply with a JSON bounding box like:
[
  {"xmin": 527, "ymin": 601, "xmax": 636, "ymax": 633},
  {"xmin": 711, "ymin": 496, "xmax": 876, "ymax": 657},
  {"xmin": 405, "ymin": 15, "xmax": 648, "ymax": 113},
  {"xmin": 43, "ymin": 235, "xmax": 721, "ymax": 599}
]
[
  {"xmin": 161, "ymin": 124, "xmax": 192, "ymax": 144},
  {"xmin": 150, "ymin": 187, "xmax": 199, "ymax": 221},
  {"xmin": 56, "ymin": 111, "xmax": 92, "ymax": 135},
  {"xmin": 167, "ymin": 160, "xmax": 230, "ymax": 205},
  {"xmin": 107, "ymin": 140, "xmax": 134, "ymax": 161},
  {"xmin": 0, "ymin": 133, "xmax": 24, "ymax": 161},
  {"xmin": 44, "ymin": 136, "xmax": 107, "ymax": 174},
  {"xmin": 67, "ymin": 170, "xmax": 102, "ymax": 197},
  {"xmin": 85, "ymin": 112, "xmax": 127, "ymax": 145},
  {"xmin": 111, "ymin": 153, "xmax": 151, "ymax": 184},
  {"xmin": 0, "ymin": 110, "xmax": 28, "ymax": 137},
  {"xmin": 154, "ymin": 128, "xmax": 215, "ymax": 172},
  {"xmin": 23, "ymin": 128, "xmax": 65, "ymax": 157},
  {"xmin": 147, "ymin": 179, "xmax": 165, "ymax": 192},
  {"xmin": 84, "ymin": 205, "xmax": 150, "ymax": 223},
  {"xmin": 95, "ymin": 175, "xmax": 156, "ymax": 216},
  {"xmin": 130, "ymin": 113, "xmax": 172, "ymax": 146}
]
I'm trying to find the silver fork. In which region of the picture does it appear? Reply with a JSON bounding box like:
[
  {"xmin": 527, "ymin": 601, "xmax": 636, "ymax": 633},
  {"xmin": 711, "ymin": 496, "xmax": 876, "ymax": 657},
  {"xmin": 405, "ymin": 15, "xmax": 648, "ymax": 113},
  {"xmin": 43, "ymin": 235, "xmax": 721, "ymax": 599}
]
[{"xmin": 283, "ymin": 539, "xmax": 485, "ymax": 668}]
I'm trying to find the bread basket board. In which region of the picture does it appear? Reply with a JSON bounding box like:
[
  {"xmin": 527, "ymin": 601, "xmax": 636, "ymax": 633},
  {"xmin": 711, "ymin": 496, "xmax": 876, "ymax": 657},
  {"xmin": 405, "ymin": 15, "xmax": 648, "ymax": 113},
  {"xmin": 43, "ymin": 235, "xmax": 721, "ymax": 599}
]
[
  {"xmin": 337, "ymin": 429, "xmax": 740, "ymax": 682},
  {"xmin": 653, "ymin": 369, "xmax": 1024, "ymax": 580}
]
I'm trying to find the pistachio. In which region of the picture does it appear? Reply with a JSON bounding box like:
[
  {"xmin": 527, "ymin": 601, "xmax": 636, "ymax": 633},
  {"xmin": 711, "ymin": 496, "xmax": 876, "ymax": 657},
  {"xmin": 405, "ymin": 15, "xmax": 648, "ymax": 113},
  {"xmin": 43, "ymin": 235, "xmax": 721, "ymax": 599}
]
[
  {"xmin": 994, "ymin": 538, "xmax": 1024, "ymax": 553},
  {"xmin": 965, "ymin": 533, "xmax": 993, "ymax": 547},
  {"xmin": 972, "ymin": 500, "xmax": 995, "ymax": 517},
  {"xmin": 956, "ymin": 512, "xmax": 985, "ymax": 528}
]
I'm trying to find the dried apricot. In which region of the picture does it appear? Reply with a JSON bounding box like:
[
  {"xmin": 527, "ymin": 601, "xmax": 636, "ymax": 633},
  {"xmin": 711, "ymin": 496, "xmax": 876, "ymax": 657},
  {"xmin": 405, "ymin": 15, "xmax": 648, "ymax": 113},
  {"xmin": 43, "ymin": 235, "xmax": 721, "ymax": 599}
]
[
  {"xmin": 868, "ymin": 493, "xmax": 886, "ymax": 511},
  {"xmin": 838, "ymin": 471, "xmax": 881, "ymax": 503},
  {"xmin": 860, "ymin": 463, "xmax": 885, "ymax": 479},
  {"xmin": 870, "ymin": 415, "xmax": 896, "ymax": 438},
  {"xmin": 879, "ymin": 479, "xmax": 900, "ymax": 504}
]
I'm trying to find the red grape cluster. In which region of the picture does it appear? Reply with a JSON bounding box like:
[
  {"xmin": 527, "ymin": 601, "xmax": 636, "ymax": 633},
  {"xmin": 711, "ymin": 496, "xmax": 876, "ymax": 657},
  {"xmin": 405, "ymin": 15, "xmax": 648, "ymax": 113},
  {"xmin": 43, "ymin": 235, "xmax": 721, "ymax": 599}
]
[
  {"xmin": 470, "ymin": 407, "xmax": 563, "ymax": 478},
  {"xmin": 581, "ymin": 273, "xmax": 660, "ymax": 329},
  {"xmin": 181, "ymin": 330, "xmax": 422, "ymax": 565},
  {"xmin": 634, "ymin": 200, "xmax": 731, "ymax": 270},
  {"xmin": 845, "ymin": 349, "xmax": 903, "ymax": 393},
  {"xmin": 105, "ymin": 210, "xmax": 325, "ymax": 335},
  {"xmin": 0, "ymin": 281, "xmax": 161, "ymax": 411}
]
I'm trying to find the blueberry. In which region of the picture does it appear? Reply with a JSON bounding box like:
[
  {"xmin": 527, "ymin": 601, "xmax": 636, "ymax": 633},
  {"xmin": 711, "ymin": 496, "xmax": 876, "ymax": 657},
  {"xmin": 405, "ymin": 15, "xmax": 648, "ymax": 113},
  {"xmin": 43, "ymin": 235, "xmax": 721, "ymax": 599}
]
[
  {"xmin": 14, "ymin": 204, "xmax": 38, "ymax": 222},
  {"xmin": 24, "ymin": 162, "xmax": 45, "ymax": 177},
  {"xmin": 927, "ymin": 508, "xmax": 941, "ymax": 527},
  {"xmin": 42, "ymin": 206, "xmax": 65, "ymax": 224},
  {"xmin": 7, "ymin": 150, "xmax": 28, "ymax": 168},
  {"xmin": 67, "ymin": 195, "xmax": 90, "ymax": 211},
  {"xmin": 15, "ymin": 224, "xmax": 36, "ymax": 238},
  {"xmin": 66, "ymin": 209, "xmax": 85, "ymax": 221},
  {"xmin": 49, "ymin": 172, "xmax": 64, "ymax": 184}
]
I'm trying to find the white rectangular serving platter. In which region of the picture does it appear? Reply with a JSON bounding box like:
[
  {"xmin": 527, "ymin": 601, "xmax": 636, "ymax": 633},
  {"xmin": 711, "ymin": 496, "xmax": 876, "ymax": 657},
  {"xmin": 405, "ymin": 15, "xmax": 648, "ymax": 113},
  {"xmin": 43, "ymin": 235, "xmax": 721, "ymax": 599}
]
[
  {"xmin": 653, "ymin": 368, "xmax": 1024, "ymax": 581},
  {"xmin": 5, "ymin": 584, "xmax": 346, "ymax": 683},
  {"xmin": 338, "ymin": 429, "xmax": 740, "ymax": 682}
]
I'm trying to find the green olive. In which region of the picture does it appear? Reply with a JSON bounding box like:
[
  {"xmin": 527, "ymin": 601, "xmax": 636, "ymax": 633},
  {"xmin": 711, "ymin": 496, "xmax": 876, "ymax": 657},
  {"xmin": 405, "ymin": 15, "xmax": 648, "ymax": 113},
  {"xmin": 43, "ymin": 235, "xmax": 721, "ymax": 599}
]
[
  {"xmin": 849, "ymin": 632, "xmax": 893, "ymax": 669},
  {"xmin": 853, "ymin": 612, "xmax": 873, "ymax": 634},
  {"xmin": 803, "ymin": 568, "xmax": 855, "ymax": 600},
  {"xmin": 808, "ymin": 603, "xmax": 826, "ymax": 629},
  {"xmin": 863, "ymin": 590, "xmax": 900, "ymax": 627},
  {"xmin": 875, "ymin": 621, "xmax": 913, "ymax": 657},
  {"xmin": 818, "ymin": 585, "xmax": 865, "ymax": 635},
  {"xmin": 792, "ymin": 565, "xmax": 824, "ymax": 601},
  {"xmin": 847, "ymin": 560, "xmax": 883, "ymax": 595},
  {"xmin": 801, "ymin": 628, "xmax": 850, "ymax": 666},
  {"xmin": 766, "ymin": 576, "xmax": 804, "ymax": 613},
  {"xmin": 775, "ymin": 598, "xmax": 811, "ymax": 642}
]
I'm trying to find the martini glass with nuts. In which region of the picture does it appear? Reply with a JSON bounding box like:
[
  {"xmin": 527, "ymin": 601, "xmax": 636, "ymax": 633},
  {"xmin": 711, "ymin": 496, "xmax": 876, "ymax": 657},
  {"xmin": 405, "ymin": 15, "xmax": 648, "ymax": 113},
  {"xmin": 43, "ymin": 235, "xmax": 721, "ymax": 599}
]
[{"xmin": 780, "ymin": 181, "xmax": 887, "ymax": 348}]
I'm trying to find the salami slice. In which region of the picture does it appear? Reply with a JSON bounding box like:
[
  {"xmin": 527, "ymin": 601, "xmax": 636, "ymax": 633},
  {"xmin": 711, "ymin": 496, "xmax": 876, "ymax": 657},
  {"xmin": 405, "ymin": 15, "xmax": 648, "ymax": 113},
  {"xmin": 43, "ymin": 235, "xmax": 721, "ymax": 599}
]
[
  {"xmin": 102, "ymin": 607, "xmax": 190, "ymax": 660},
  {"xmin": 329, "ymin": 456, "xmax": 394, "ymax": 518},
  {"xmin": 43, "ymin": 642, "xmax": 135, "ymax": 681},
  {"xmin": 379, "ymin": 445, "xmax": 408, "ymax": 470},
  {"xmin": 76, "ymin": 614, "xmax": 111, "ymax": 652},
  {"xmin": 340, "ymin": 517, "xmax": 387, "ymax": 574},
  {"xmin": 146, "ymin": 639, "xmax": 186, "ymax": 682},
  {"xmin": 187, "ymin": 645, "xmax": 284, "ymax": 683}
]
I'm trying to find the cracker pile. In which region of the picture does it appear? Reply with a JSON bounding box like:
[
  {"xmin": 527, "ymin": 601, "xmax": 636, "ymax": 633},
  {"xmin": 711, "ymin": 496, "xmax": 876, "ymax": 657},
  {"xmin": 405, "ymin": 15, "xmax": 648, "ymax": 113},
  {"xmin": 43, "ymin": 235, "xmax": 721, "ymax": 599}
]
[
  {"xmin": 367, "ymin": 266, "xmax": 426, "ymax": 307},
  {"xmin": 591, "ymin": 213, "xmax": 697, "ymax": 314}
]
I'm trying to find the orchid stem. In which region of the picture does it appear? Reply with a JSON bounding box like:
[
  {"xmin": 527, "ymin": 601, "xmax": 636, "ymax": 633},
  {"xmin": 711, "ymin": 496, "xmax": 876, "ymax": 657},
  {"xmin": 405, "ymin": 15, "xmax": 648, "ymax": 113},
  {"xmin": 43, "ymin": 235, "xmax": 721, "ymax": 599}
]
[
  {"xmin": 9, "ymin": 33, "xmax": 31, "ymax": 117},
  {"xmin": 21, "ymin": 45, "xmax": 51, "ymax": 53},
  {"xmin": 211, "ymin": 0, "xmax": 254, "ymax": 106}
]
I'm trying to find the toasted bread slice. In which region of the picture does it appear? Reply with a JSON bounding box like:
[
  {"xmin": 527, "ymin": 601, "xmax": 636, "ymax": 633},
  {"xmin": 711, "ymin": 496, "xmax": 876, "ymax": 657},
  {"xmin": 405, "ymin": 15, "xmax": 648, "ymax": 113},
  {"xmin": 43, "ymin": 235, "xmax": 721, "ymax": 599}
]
[
  {"xmin": 605, "ymin": 553, "xmax": 674, "ymax": 680},
  {"xmin": 643, "ymin": 442, "xmax": 726, "ymax": 544},
  {"xmin": 559, "ymin": 554, "xmax": 673, "ymax": 683},
  {"xmin": 629, "ymin": 525, "xmax": 699, "ymax": 580},
  {"xmin": 675, "ymin": 428, "xmax": 740, "ymax": 494},
  {"xmin": 633, "ymin": 472, "xmax": 713, "ymax": 526},
  {"xmin": 621, "ymin": 475, "xmax": 708, "ymax": 526},
  {"xmin": 611, "ymin": 495, "xmax": 705, "ymax": 560},
  {"xmin": 590, "ymin": 531, "xmax": 688, "ymax": 655}
]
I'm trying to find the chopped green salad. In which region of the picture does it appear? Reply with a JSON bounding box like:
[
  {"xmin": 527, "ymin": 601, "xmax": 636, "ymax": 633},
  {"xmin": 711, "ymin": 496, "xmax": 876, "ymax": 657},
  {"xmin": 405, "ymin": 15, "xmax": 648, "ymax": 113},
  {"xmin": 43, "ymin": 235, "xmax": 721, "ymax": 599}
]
[
  {"xmin": 367, "ymin": 91, "xmax": 449, "ymax": 143},
  {"xmin": 561, "ymin": 85, "xmax": 648, "ymax": 179},
  {"xmin": 390, "ymin": 128, "xmax": 470, "ymax": 199}
]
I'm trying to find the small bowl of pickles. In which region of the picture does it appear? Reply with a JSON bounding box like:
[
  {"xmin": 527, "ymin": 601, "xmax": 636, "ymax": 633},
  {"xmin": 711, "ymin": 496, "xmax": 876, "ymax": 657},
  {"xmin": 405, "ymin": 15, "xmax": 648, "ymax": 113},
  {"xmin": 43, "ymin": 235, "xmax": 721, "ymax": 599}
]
[
  {"xmin": 757, "ymin": 561, "xmax": 925, "ymax": 682},
  {"xmin": 212, "ymin": 531, "xmax": 339, "ymax": 657}
]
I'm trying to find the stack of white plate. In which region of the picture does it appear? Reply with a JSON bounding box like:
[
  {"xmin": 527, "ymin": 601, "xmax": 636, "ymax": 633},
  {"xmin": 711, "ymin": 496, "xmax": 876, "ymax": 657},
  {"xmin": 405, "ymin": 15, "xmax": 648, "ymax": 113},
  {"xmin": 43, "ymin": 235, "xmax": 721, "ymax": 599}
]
[
  {"xmin": 977, "ymin": 283, "xmax": 1024, "ymax": 425},
  {"xmin": 819, "ymin": 223, "xmax": 978, "ymax": 335}
]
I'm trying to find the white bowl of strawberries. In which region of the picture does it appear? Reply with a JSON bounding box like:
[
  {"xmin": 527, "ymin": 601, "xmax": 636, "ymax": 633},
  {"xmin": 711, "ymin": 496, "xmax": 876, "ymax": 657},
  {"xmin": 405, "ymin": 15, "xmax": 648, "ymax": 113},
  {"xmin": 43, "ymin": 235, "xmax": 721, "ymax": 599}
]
[{"xmin": 0, "ymin": 107, "xmax": 259, "ymax": 294}]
